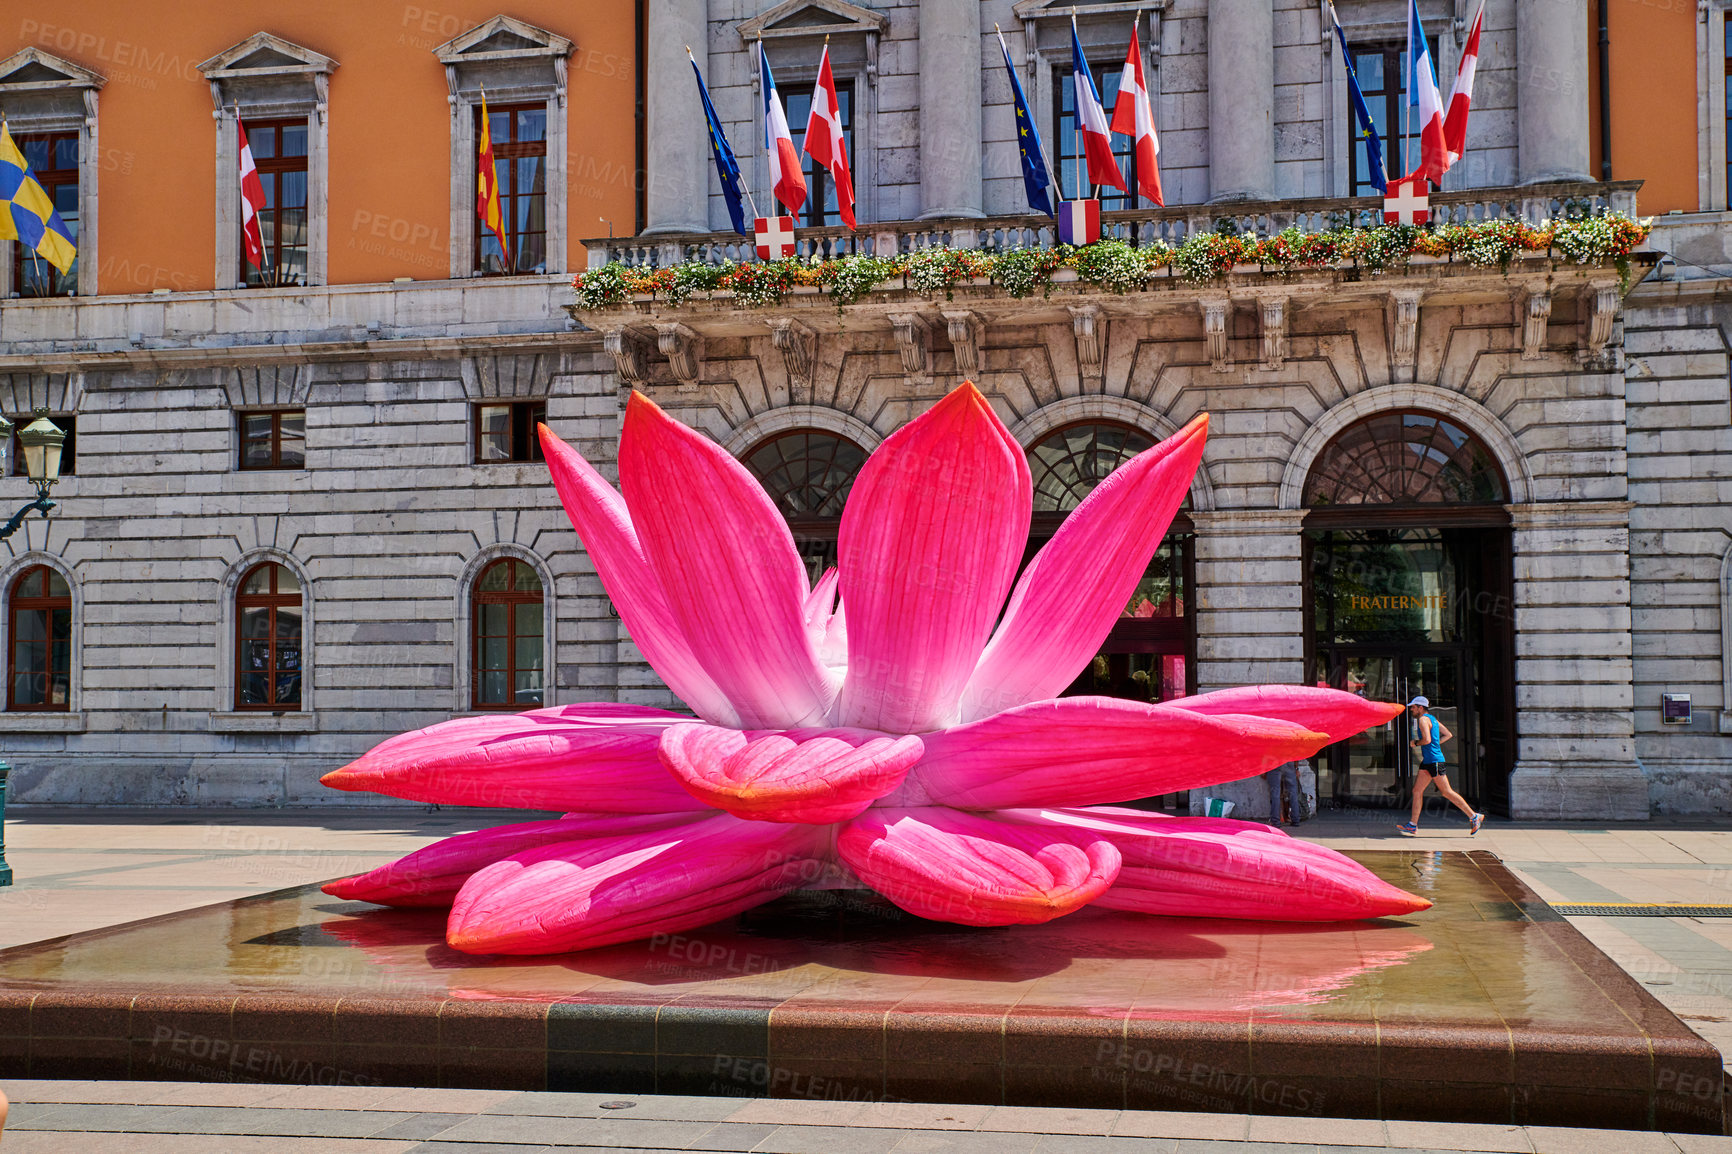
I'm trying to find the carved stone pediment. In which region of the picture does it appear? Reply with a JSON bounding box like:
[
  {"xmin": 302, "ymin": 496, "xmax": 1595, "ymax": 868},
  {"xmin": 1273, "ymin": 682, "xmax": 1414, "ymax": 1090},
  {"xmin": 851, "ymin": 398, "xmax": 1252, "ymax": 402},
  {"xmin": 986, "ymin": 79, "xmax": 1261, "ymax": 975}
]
[{"xmin": 737, "ymin": 0, "xmax": 888, "ymax": 42}]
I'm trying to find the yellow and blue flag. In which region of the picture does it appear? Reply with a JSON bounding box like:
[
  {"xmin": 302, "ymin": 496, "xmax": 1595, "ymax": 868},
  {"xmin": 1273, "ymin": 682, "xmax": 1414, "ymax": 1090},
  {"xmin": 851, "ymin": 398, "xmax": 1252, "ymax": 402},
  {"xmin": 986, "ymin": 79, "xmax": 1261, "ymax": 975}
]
[
  {"xmin": 1329, "ymin": 3, "xmax": 1387, "ymax": 194},
  {"xmin": 0, "ymin": 123, "xmax": 76, "ymax": 275}
]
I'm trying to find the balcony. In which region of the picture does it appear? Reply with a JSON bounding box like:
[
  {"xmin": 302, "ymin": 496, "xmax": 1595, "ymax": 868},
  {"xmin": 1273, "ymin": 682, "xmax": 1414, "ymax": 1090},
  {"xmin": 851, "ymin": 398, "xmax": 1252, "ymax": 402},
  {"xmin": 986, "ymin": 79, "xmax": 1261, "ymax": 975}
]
[
  {"xmin": 568, "ymin": 182, "xmax": 1652, "ymax": 385},
  {"xmin": 582, "ymin": 181, "xmax": 1645, "ymax": 270}
]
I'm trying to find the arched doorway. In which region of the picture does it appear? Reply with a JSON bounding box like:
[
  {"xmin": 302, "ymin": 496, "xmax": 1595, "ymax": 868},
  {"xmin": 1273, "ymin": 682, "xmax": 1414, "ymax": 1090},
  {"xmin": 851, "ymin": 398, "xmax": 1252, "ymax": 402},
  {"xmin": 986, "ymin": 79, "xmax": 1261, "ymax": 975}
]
[
  {"xmin": 741, "ymin": 429, "xmax": 869, "ymax": 585},
  {"xmin": 1302, "ymin": 410, "xmax": 1516, "ymax": 814},
  {"xmin": 1029, "ymin": 421, "xmax": 1197, "ymax": 810}
]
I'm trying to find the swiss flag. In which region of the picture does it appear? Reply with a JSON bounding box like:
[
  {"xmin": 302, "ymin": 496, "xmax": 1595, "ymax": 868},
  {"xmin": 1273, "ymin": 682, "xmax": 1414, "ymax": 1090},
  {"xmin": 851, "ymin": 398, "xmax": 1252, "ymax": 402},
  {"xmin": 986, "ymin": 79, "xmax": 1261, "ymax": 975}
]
[
  {"xmin": 1442, "ymin": 0, "xmax": 1484, "ymax": 170},
  {"xmin": 802, "ymin": 45, "xmax": 856, "ymax": 229},
  {"xmin": 238, "ymin": 116, "xmax": 269, "ymax": 270},
  {"xmin": 754, "ymin": 215, "xmax": 797, "ymax": 260},
  {"xmin": 1110, "ymin": 23, "xmax": 1163, "ymax": 207},
  {"xmin": 1382, "ymin": 175, "xmax": 1430, "ymax": 225}
]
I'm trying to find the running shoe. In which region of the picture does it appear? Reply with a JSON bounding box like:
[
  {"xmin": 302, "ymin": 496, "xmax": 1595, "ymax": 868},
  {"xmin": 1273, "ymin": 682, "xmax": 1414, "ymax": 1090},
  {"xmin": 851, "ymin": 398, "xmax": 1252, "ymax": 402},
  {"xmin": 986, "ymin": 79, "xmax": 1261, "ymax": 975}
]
[
  {"xmin": 1469, "ymin": 813, "xmax": 1485, "ymax": 836},
  {"xmin": 1396, "ymin": 822, "xmax": 1418, "ymax": 836}
]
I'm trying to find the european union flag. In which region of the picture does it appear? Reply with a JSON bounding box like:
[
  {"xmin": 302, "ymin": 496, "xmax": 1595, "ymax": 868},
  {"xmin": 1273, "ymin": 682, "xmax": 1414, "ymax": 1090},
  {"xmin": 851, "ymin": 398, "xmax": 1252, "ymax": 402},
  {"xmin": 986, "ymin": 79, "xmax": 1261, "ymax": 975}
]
[
  {"xmin": 0, "ymin": 123, "xmax": 76, "ymax": 274},
  {"xmin": 1330, "ymin": 4, "xmax": 1387, "ymax": 194},
  {"xmin": 690, "ymin": 56, "xmax": 751, "ymax": 237},
  {"xmin": 998, "ymin": 31, "xmax": 1054, "ymax": 219}
]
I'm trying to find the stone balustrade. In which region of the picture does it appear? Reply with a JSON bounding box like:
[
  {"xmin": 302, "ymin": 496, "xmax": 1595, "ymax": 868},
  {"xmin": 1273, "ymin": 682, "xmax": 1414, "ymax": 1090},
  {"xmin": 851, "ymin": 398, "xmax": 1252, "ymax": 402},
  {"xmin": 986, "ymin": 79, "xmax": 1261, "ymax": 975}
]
[{"xmin": 583, "ymin": 181, "xmax": 1645, "ymax": 271}]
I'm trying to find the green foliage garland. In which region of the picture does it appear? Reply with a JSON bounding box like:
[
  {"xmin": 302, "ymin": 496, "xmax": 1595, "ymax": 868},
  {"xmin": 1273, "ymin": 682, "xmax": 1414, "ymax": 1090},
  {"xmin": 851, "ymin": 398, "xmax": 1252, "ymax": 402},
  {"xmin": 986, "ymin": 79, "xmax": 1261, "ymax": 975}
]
[{"xmin": 571, "ymin": 213, "xmax": 1652, "ymax": 311}]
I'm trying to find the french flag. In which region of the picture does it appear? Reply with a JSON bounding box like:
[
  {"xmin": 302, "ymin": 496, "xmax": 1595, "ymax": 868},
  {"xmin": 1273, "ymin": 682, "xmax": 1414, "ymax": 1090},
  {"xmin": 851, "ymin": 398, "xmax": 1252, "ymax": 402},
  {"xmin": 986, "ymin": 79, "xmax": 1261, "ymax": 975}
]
[
  {"xmin": 1406, "ymin": 0, "xmax": 1449, "ymax": 183},
  {"xmin": 1070, "ymin": 21, "xmax": 1125, "ymax": 194},
  {"xmin": 1442, "ymin": 0, "xmax": 1483, "ymax": 171},
  {"xmin": 759, "ymin": 41, "xmax": 807, "ymax": 220},
  {"xmin": 1058, "ymin": 198, "xmax": 1101, "ymax": 246}
]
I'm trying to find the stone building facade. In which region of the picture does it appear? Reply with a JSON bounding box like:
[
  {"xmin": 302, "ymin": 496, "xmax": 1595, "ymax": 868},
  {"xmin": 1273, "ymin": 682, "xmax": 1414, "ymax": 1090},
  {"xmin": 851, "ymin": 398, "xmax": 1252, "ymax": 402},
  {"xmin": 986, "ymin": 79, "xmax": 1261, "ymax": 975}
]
[{"xmin": 1, "ymin": 0, "xmax": 1730, "ymax": 819}]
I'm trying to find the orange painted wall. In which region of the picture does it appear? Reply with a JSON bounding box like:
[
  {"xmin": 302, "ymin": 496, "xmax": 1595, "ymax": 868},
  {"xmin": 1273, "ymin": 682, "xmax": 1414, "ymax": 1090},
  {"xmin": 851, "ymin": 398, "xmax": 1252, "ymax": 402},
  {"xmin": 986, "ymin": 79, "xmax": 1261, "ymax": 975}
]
[
  {"xmin": 1588, "ymin": 0, "xmax": 1698, "ymax": 213},
  {"xmin": 2, "ymin": 2, "xmax": 637, "ymax": 292}
]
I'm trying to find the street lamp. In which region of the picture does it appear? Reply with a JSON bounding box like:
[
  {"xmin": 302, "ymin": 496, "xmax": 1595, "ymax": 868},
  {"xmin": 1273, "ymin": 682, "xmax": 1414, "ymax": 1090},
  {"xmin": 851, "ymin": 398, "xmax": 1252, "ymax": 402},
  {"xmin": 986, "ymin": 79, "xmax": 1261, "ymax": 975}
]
[{"xmin": 0, "ymin": 408, "xmax": 65, "ymax": 539}]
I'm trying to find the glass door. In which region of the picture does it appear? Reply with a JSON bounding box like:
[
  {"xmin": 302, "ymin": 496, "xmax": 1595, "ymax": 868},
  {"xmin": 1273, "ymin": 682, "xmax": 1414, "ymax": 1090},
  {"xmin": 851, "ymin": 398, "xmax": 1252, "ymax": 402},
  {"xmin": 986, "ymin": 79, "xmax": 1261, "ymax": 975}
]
[
  {"xmin": 1314, "ymin": 648, "xmax": 1475, "ymax": 810},
  {"xmin": 1322, "ymin": 652, "xmax": 1405, "ymax": 806}
]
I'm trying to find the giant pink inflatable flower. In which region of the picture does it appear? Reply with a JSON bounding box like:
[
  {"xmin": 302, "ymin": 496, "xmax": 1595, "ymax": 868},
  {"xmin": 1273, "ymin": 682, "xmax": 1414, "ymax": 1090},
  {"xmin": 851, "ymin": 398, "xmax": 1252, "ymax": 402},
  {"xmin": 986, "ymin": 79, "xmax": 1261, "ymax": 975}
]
[{"xmin": 323, "ymin": 383, "xmax": 1426, "ymax": 954}]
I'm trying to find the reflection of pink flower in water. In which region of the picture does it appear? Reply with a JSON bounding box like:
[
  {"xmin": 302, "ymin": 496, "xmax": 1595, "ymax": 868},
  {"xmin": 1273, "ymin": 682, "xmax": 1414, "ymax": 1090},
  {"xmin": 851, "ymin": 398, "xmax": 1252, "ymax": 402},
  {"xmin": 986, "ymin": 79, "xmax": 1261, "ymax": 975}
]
[{"xmin": 323, "ymin": 383, "xmax": 1426, "ymax": 956}]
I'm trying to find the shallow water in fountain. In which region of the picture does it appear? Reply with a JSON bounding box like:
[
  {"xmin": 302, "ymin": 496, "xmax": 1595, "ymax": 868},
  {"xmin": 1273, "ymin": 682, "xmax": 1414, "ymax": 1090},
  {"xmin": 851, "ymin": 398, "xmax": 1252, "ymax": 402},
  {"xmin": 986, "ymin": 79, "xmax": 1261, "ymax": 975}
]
[{"xmin": 0, "ymin": 849, "xmax": 1720, "ymax": 1132}]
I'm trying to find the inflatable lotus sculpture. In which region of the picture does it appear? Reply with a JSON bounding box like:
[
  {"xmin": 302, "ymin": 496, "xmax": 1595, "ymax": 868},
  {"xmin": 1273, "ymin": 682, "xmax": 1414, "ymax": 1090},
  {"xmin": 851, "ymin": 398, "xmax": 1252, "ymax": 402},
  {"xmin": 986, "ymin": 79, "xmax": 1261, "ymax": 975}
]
[{"xmin": 324, "ymin": 382, "xmax": 1427, "ymax": 955}]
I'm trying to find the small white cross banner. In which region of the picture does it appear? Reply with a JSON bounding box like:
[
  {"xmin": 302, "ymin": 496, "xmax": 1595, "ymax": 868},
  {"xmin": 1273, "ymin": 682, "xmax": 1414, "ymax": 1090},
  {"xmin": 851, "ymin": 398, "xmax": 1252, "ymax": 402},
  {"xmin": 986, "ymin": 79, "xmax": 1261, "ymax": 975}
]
[
  {"xmin": 754, "ymin": 216, "xmax": 797, "ymax": 260},
  {"xmin": 1382, "ymin": 177, "xmax": 1431, "ymax": 226}
]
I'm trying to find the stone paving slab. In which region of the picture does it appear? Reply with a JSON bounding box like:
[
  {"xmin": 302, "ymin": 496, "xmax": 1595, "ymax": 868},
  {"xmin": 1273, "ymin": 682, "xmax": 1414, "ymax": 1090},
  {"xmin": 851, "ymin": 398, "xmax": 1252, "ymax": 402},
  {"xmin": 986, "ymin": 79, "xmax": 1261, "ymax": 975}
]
[{"xmin": 3, "ymin": 1084, "xmax": 1732, "ymax": 1151}]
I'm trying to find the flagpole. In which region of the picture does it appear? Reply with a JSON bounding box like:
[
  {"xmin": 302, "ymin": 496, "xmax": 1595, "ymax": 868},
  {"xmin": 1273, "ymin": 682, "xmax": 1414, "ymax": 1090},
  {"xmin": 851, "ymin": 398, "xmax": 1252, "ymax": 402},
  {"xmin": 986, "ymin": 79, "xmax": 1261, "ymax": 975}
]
[
  {"xmin": 1402, "ymin": 3, "xmax": 1414, "ymax": 180},
  {"xmin": 1071, "ymin": 13, "xmax": 1089, "ymax": 203},
  {"xmin": 758, "ymin": 38, "xmax": 770, "ymax": 219},
  {"xmin": 689, "ymin": 46, "xmax": 761, "ymax": 221},
  {"xmin": 999, "ymin": 24, "xmax": 1060, "ymax": 205}
]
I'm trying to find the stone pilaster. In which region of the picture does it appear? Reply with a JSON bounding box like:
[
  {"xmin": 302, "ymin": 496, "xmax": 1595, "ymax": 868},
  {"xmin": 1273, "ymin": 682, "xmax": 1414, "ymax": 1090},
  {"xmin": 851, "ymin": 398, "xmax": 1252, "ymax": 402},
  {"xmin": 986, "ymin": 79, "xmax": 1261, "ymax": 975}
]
[
  {"xmin": 918, "ymin": 0, "xmax": 984, "ymax": 219},
  {"xmin": 1190, "ymin": 509, "xmax": 1306, "ymax": 690},
  {"xmin": 1205, "ymin": 0, "xmax": 1275, "ymax": 202},
  {"xmin": 1515, "ymin": 0, "xmax": 1592, "ymax": 183},
  {"xmin": 644, "ymin": 0, "xmax": 710, "ymax": 234},
  {"xmin": 1507, "ymin": 501, "xmax": 1646, "ymax": 819},
  {"xmin": 1188, "ymin": 509, "xmax": 1306, "ymax": 818}
]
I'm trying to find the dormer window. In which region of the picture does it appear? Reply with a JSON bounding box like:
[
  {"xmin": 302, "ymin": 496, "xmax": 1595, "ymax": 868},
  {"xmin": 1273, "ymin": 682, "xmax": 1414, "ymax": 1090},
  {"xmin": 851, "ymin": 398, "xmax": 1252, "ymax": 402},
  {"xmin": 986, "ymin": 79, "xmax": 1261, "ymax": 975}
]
[
  {"xmin": 0, "ymin": 48, "xmax": 103, "ymax": 298},
  {"xmin": 198, "ymin": 32, "xmax": 337, "ymax": 290},
  {"xmin": 433, "ymin": 15, "xmax": 573, "ymax": 278}
]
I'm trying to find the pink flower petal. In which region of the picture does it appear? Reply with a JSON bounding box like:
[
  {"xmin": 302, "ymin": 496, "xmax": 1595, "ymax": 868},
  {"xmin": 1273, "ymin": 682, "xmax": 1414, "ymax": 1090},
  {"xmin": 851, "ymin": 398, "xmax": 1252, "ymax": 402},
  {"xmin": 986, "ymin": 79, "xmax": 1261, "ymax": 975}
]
[
  {"xmin": 617, "ymin": 393, "xmax": 836, "ymax": 729},
  {"xmin": 539, "ymin": 425, "xmax": 740, "ymax": 727},
  {"xmin": 898, "ymin": 696, "xmax": 1333, "ymax": 810},
  {"xmin": 323, "ymin": 812, "xmax": 706, "ymax": 907},
  {"xmin": 962, "ymin": 415, "xmax": 1208, "ymax": 720},
  {"xmin": 446, "ymin": 815, "xmax": 830, "ymax": 954},
  {"xmin": 837, "ymin": 383, "xmax": 1031, "ymax": 733},
  {"xmin": 319, "ymin": 704, "xmax": 707, "ymax": 812},
  {"xmin": 803, "ymin": 565, "xmax": 840, "ymax": 630},
  {"xmin": 1004, "ymin": 806, "xmax": 1431, "ymax": 920},
  {"xmin": 659, "ymin": 723, "xmax": 923, "ymax": 823},
  {"xmin": 1168, "ymin": 685, "xmax": 1405, "ymax": 741},
  {"xmin": 838, "ymin": 807, "xmax": 1120, "ymax": 926}
]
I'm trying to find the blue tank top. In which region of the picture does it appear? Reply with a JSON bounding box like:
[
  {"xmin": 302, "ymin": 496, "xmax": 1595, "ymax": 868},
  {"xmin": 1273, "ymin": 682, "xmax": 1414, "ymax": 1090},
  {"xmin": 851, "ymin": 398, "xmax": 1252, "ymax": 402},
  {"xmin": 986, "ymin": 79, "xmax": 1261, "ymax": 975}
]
[{"xmin": 1418, "ymin": 714, "xmax": 1444, "ymax": 764}]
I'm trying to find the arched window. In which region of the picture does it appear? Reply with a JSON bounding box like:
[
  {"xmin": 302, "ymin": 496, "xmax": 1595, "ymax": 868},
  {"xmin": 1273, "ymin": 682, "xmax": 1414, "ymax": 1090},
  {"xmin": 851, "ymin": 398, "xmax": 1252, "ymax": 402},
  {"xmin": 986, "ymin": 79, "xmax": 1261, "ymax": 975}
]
[
  {"xmin": 472, "ymin": 558, "xmax": 544, "ymax": 709},
  {"xmin": 236, "ymin": 562, "xmax": 302, "ymax": 710},
  {"xmin": 9, "ymin": 565, "xmax": 70, "ymax": 711},
  {"xmin": 1303, "ymin": 411, "xmax": 1508, "ymax": 507},
  {"xmin": 743, "ymin": 430, "xmax": 869, "ymax": 584},
  {"xmin": 1028, "ymin": 422, "xmax": 1157, "ymax": 513},
  {"xmin": 743, "ymin": 430, "xmax": 869, "ymax": 519}
]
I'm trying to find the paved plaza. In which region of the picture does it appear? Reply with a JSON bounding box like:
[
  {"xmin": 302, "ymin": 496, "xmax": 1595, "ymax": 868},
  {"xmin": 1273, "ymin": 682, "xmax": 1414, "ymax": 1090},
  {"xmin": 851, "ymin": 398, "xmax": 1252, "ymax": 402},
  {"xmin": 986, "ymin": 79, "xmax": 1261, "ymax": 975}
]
[
  {"xmin": 4, "ymin": 807, "xmax": 1732, "ymax": 1149},
  {"xmin": 3, "ymin": 1079, "xmax": 1729, "ymax": 1153}
]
